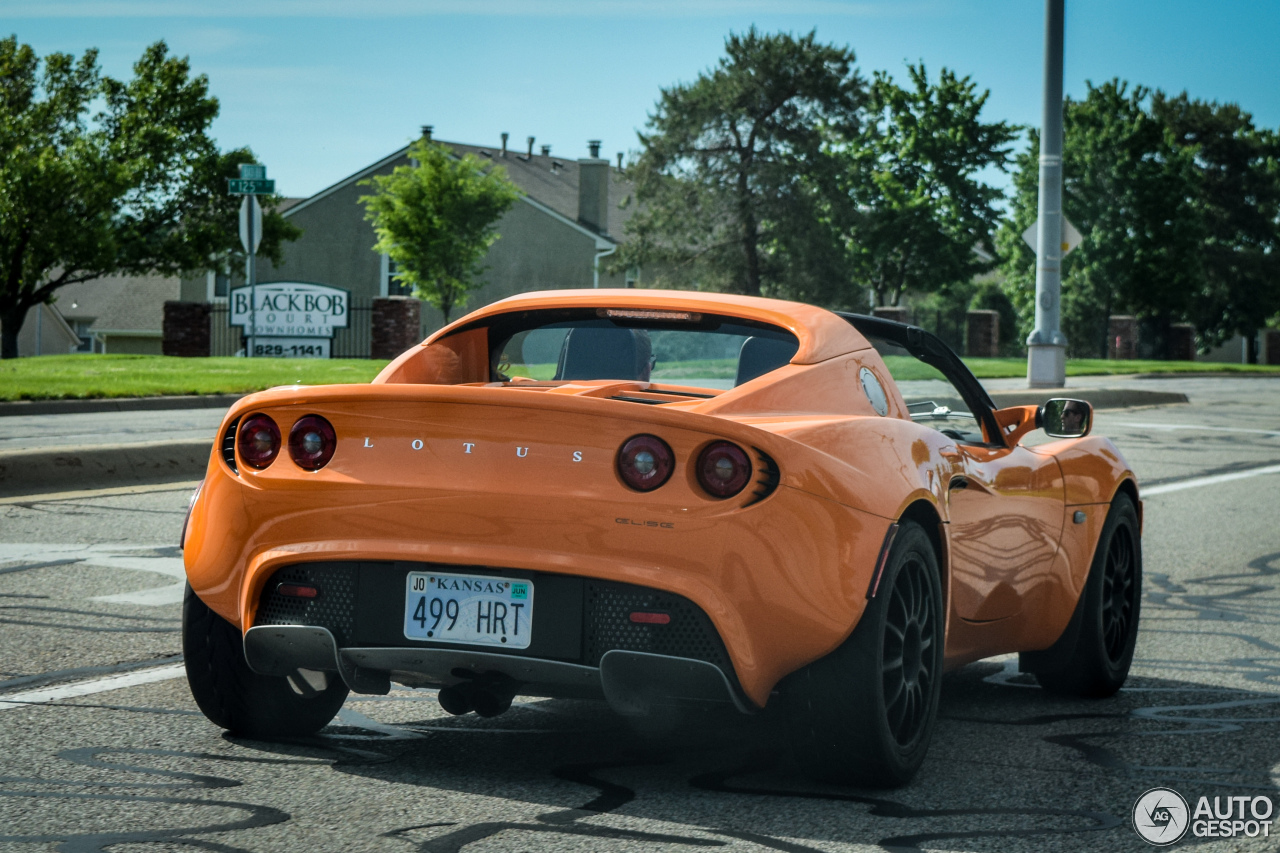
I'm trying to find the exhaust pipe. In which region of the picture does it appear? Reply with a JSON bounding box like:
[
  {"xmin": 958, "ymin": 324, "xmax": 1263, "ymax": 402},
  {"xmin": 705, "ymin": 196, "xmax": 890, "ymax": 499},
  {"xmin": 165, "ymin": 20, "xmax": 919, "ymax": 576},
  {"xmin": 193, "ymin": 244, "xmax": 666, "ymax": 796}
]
[
  {"xmin": 436, "ymin": 673, "xmax": 517, "ymax": 718},
  {"xmin": 437, "ymin": 683, "xmax": 474, "ymax": 715}
]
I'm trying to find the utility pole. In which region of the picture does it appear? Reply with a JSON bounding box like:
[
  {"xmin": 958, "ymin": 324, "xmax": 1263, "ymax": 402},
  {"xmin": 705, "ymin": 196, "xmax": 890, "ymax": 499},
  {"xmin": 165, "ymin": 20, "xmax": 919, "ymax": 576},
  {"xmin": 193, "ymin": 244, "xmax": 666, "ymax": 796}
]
[{"xmin": 1027, "ymin": 0, "xmax": 1067, "ymax": 388}]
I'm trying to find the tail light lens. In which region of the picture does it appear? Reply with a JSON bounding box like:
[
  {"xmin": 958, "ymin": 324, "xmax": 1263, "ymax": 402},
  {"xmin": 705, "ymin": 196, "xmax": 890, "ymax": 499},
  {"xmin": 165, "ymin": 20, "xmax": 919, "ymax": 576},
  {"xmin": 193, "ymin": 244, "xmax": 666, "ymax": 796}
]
[
  {"xmin": 289, "ymin": 415, "xmax": 337, "ymax": 471},
  {"xmin": 237, "ymin": 414, "xmax": 281, "ymax": 469},
  {"xmin": 617, "ymin": 434, "xmax": 674, "ymax": 492},
  {"xmin": 697, "ymin": 441, "xmax": 752, "ymax": 498}
]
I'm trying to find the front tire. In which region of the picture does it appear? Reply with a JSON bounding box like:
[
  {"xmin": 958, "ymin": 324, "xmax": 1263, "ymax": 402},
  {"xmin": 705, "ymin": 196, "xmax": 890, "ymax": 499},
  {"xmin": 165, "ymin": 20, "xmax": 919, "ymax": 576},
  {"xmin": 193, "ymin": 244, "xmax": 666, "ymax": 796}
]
[
  {"xmin": 782, "ymin": 522, "xmax": 944, "ymax": 787},
  {"xmin": 1033, "ymin": 493, "xmax": 1142, "ymax": 698},
  {"xmin": 183, "ymin": 584, "xmax": 348, "ymax": 738}
]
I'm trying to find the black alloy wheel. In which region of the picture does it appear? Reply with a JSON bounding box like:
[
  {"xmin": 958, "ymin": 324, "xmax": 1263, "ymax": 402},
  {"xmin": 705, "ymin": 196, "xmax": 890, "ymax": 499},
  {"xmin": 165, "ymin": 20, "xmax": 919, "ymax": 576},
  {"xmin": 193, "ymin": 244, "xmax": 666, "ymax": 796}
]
[
  {"xmin": 782, "ymin": 521, "xmax": 944, "ymax": 787},
  {"xmin": 882, "ymin": 550, "xmax": 938, "ymax": 747},
  {"xmin": 1101, "ymin": 522, "xmax": 1137, "ymax": 663},
  {"xmin": 1032, "ymin": 493, "xmax": 1142, "ymax": 698}
]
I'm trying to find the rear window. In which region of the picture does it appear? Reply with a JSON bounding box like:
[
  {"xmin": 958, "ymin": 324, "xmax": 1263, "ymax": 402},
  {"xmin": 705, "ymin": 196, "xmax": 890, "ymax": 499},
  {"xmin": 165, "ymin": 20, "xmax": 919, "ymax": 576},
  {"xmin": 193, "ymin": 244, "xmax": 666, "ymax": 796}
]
[{"xmin": 481, "ymin": 308, "xmax": 799, "ymax": 390}]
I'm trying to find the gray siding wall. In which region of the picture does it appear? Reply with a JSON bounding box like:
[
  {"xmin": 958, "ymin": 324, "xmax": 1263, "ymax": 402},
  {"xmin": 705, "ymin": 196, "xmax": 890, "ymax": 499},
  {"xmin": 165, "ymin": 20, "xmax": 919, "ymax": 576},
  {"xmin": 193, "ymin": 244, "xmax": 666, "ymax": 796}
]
[{"xmin": 181, "ymin": 161, "xmax": 633, "ymax": 345}]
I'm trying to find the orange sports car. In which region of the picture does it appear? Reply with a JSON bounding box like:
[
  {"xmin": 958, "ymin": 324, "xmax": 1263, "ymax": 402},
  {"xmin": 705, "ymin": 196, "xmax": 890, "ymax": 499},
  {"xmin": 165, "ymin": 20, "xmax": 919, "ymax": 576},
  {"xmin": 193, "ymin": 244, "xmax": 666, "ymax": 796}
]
[{"xmin": 181, "ymin": 289, "xmax": 1142, "ymax": 786}]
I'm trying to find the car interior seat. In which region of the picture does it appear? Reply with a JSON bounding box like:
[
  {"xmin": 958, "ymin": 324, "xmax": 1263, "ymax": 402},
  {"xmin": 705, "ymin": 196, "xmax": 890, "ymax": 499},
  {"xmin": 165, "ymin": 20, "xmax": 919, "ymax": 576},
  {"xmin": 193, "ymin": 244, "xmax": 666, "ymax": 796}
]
[
  {"xmin": 555, "ymin": 327, "xmax": 643, "ymax": 381},
  {"xmin": 735, "ymin": 336, "xmax": 799, "ymax": 386}
]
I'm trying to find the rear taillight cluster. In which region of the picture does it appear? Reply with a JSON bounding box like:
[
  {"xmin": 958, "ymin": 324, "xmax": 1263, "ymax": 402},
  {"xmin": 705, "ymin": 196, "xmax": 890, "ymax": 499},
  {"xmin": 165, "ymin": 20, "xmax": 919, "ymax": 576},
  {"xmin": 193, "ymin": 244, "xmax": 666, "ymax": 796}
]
[
  {"xmin": 616, "ymin": 433, "xmax": 755, "ymax": 500},
  {"xmin": 235, "ymin": 413, "xmax": 336, "ymax": 472}
]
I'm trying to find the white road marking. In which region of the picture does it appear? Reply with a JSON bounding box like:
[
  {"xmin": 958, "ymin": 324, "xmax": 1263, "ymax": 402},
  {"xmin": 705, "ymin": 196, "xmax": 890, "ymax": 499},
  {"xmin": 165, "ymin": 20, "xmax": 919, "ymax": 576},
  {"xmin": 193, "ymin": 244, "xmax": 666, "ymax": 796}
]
[
  {"xmin": 1144, "ymin": 464, "xmax": 1280, "ymax": 496},
  {"xmin": 0, "ymin": 543, "xmax": 187, "ymax": 606},
  {"xmin": 1111, "ymin": 421, "xmax": 1280, "ymax": 438},
  {"xmin": 0, "ymin": 664, "xmax": 186, "ymax": 711}
]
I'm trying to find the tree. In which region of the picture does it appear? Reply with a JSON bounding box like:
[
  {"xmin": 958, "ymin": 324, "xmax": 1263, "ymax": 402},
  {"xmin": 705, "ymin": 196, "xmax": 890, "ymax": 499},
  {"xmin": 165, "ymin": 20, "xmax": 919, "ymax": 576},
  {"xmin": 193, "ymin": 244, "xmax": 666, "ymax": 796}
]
[
  {"xmin": 1154, "ymin": 93, "xmax": 1280, "ymax": 358},
  {"xmin": 838, "ymin": 64, "xmax": 1016, "ymax": 309},
  {"xmin": 997, "ymin": 81, "xmax": 1202, "ymax": 358},
  {"xmin": 0, "ymin": 37, "xmax": 298, "ymax": 359},
  {"xmin": 359, "ymin": 138, "xmax": 519, "ymax": 323},
  {"xmin": 617, "ymin": 28, "xmax": 865, "ymax": 299}
]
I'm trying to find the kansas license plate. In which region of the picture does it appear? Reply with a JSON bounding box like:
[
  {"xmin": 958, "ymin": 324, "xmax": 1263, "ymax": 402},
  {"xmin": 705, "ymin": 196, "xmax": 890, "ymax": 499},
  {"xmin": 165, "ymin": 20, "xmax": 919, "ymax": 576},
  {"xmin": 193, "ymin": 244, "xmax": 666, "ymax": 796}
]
[{"xmin": 403, "ymin": 571, "xmax": 533, "ymax": 649}]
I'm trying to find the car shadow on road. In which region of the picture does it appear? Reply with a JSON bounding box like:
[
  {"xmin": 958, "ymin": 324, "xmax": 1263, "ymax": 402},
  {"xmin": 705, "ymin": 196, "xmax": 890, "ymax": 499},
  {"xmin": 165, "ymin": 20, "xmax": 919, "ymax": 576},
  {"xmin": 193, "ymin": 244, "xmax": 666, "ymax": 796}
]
[{"xmin": 221, "ymin": 660, "xmax": 1280, "ymax": 852}]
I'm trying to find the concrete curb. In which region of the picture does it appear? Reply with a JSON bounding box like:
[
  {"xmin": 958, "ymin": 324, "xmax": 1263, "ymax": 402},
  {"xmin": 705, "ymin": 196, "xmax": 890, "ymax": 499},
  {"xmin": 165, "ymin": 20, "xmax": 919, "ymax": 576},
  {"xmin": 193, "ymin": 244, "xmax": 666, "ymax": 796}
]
[
  {"xmin": 0, "ymin": 439, "xmax": 212, "ymax": 499},
  {"xmin": 0, "ymin": 395, "xmax": 243, "ymax": 418},
  {"xmin": 0, "ymin": 387, "xmax": 1186, "ymax": 499},
  {"xmin": 988, "ymin": 388, "xmax": 1189, "ymax": 409}
]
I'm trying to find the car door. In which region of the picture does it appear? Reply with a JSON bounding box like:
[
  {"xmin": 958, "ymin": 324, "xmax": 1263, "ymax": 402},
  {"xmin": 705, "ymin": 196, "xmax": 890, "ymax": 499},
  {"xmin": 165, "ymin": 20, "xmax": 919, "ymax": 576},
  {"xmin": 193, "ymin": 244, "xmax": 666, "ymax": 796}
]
[
  {"xmin": 853, "ymin": 319, "xmax": 1066, "ymax": 624},
  {"xmin": 946, "ymin": 442, "xmax": 1065, "ymax": 622}
]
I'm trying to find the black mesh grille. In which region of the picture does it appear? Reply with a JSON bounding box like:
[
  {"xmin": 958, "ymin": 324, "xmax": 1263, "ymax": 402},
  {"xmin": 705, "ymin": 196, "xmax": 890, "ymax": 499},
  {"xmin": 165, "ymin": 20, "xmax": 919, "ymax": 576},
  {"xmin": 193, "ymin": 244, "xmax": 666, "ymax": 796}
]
[
  {"xmin": 251, "ymin": 564, "xmax": 733, "ymax": 679},
  {"xmin": 254, "ymin": 563, "xmax": 358, "ymax": 645},
  {"xmin": 583, "ymin": 580, "xmax": 730, "ymax": 670},
  {"xmin": 742, "ymin": 446, "xmax": 780, "ymax": 507},
  {"xmin": 221, "ymin": 418, "xmax": 240, "ymax": 474}
]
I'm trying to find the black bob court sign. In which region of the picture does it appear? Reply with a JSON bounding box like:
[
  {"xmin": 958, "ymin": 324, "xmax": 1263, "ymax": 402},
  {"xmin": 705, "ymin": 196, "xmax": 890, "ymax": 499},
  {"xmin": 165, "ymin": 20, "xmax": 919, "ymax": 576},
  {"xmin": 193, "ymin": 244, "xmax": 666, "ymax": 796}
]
[{"xmin": 229, "ymin": 281, "xmax": 349, "ymax": 359}]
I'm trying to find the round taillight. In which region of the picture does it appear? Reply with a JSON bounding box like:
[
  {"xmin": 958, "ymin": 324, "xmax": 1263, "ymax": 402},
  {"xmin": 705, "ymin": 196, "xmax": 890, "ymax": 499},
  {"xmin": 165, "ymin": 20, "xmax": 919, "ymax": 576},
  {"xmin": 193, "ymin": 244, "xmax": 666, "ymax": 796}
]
[
  {"xmin": 616, "ymin": 434, "xmax": 674, "ymax": 492},
  {"xmin": 289, "ymin": 415, "xmax": 336, "ymax": 471},
  {"xmin": 697, "ymin": 441, "xmax": 752, "ymax": 498},
  {"xmin": 237, "ymin": 414, "xmax": 280, "ymax": 470}
]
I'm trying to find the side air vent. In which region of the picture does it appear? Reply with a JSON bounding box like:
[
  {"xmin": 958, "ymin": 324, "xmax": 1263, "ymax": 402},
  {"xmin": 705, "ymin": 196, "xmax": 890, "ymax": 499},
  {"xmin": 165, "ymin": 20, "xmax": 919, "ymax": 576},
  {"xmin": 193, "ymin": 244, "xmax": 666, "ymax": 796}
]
[
  {"xmin": 221, "ymin": 418, "xmax": 240, "ymax": 474},
  {"xmin": 742, "ymin": 447, "xmax": 780, "ymax": 507}
]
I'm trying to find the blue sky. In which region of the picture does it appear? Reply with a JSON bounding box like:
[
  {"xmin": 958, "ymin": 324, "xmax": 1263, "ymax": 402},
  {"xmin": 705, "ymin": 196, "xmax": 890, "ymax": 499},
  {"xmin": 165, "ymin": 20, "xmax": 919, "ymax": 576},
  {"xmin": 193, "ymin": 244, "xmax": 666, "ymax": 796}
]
[{"xmin": 6, "ymin": 0, "xmax": 1280, "ymax": 199}]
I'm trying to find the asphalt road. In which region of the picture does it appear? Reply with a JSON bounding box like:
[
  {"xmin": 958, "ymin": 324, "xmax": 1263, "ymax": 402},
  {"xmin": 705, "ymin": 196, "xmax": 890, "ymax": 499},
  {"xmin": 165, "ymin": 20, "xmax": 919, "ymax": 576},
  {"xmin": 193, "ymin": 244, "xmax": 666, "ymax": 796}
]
[
  {"xmin": 0, "ymin": 407, "xmax": 227, "ymax": 452},
  {"xmin": 2, "ymin": 377, "xmax": 1279, "ymax": 852}
]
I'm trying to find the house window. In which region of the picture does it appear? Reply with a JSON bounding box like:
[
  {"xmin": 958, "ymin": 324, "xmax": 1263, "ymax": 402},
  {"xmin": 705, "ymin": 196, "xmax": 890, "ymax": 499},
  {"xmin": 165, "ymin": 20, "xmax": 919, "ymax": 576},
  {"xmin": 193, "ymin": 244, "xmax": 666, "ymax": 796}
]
[
  {"xmin": 72, "ymin": 320, "xmax": 95, "ymax": 353},
  {"xmin": 206, "ymin": 260, "xmax": 232, "ymax": 301},
  {"xmin": 380, "ymin": 252, "xmax": 413, "ymax": 297}
]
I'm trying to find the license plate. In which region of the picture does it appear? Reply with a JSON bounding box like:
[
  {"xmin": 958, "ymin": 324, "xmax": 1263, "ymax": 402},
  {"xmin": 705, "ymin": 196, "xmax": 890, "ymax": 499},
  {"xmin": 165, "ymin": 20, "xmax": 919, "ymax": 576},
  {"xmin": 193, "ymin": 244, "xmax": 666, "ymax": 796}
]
[{"xmin": 403, "ymin": 571, "xmax": 533, "ymax": 649}]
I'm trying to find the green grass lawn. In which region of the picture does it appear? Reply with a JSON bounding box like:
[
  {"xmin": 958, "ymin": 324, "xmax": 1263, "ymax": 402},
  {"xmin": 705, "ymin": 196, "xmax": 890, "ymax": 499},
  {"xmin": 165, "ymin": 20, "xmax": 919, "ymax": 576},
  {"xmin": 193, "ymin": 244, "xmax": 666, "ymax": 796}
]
[
  {"xmin": 1, "ymin": 353, "xmax": 1277, "ymax": 402},
  {"xmin": 0, "ymin": 354, "xmax": 388, "ymax": 401}
]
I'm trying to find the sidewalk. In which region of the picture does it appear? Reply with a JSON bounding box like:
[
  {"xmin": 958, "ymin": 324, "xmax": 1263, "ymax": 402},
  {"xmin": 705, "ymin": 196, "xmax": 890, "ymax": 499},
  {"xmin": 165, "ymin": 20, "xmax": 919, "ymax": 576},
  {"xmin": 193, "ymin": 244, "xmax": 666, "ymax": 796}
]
[{"xmin": 0, "ymin": 380, "xmax": 1192, "ymax": 499}]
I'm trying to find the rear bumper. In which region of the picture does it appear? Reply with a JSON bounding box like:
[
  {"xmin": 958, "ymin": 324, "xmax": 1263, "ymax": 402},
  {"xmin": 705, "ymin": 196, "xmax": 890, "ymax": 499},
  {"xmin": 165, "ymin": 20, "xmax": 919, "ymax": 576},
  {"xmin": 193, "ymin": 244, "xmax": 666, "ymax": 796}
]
[
  {"xmin": 184, "ymin": 456, "xmax": 892, "ymax": 706},
  {"xmin": 244, "ymin": 624, "xmax": 753, "ymax": 715},
  {"xmin": 244, "ymin": 561, "xmax": 752, "ymax": 710}
]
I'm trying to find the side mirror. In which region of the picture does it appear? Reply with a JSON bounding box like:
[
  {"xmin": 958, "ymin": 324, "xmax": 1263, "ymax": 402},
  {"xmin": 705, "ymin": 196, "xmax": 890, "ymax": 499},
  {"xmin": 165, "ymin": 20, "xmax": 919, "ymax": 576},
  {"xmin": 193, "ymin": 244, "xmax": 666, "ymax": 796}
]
[{"xmin": 1039, "ymin": 398, "xmax": 1093, "ymax": 438}]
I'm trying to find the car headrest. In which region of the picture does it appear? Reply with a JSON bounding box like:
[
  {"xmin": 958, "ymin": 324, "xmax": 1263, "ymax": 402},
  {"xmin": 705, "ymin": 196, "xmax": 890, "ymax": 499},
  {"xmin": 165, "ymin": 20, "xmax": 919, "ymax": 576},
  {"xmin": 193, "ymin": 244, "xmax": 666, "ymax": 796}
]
[
  {"xmin": 735, "ymin": 336, "xmax": 798, "ymax": 386},
  {"xmin": 555, "ymin": 327, "xmax": 645, "ymax": 381}
]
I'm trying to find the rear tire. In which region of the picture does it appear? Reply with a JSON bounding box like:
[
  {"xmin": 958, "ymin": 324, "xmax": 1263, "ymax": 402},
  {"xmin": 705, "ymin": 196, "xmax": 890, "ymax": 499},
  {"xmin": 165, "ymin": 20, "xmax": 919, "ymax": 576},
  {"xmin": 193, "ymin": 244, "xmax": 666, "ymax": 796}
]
[
  {"xmin": 782, "ymin": 522, "xmax": 943, "ymax": 787},
  {"xmin": 183, "ymin": 584, "xmax": 348, "ymax": 738},
  {"xmin": 1033, "ymin": 493, "xmax": 1141, "ymax": 698}
]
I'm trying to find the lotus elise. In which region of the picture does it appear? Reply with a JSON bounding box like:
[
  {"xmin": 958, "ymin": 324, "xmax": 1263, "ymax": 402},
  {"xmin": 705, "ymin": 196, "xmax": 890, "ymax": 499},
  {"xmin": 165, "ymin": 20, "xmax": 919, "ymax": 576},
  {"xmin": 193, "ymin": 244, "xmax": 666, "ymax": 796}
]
[{"xmin": 181, "ymin": 289, "xmax": 1142, "ymax": 786}]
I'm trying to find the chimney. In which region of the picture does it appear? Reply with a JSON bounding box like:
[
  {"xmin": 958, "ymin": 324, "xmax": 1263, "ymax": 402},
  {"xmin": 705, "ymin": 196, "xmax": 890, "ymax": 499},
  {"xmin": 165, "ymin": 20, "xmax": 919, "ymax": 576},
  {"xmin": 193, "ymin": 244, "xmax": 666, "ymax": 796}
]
[
  {"xmin": 500, "ymin": 132, "xmax": 509, "ymax": 157},
  {"xmin": 526, "ymin": 136, "xmax": 535, "ymax": 158},
  {"xmin": 616, "ymin": 152, "xmax": 623, "ymax": 169},
  {"xmin": 541, "ymin": 144, "xmax": 551, "ymax": 157},
  {"xmin": 421, "ymin": 125, "xmax": 433, "ymax": 140},
  {"xmin": 578, "ymin": 140, "xmax": 609, "ymax": 234}
]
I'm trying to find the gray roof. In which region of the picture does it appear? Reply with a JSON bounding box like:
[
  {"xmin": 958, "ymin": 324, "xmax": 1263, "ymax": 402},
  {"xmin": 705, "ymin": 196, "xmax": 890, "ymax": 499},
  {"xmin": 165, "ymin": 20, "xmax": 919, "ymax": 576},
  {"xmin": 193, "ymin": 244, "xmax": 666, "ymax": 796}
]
[
  {"xmin": 284, "ymin": 138, "xmax": 637, "ymax": 242},
  {"xmin": 55, "ymin": 274, "xmax": 179, "ymax": 333}
]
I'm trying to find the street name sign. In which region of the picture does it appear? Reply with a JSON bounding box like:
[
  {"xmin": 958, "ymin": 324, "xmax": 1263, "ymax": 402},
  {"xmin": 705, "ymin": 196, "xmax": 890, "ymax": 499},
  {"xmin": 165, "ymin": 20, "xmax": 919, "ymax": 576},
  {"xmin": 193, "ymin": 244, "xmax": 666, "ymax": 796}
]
[{"xmin": 228, "ymin": 178, "xmax": 275, "ymax": 194}]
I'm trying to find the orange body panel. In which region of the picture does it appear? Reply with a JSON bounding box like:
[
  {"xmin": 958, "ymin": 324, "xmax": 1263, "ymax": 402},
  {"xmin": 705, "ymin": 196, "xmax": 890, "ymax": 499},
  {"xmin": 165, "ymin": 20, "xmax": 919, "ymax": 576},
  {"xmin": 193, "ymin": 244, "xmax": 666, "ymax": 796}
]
[{"xmin": 184, "ymin": 290, "xmax": 1139, "ymax": 706}]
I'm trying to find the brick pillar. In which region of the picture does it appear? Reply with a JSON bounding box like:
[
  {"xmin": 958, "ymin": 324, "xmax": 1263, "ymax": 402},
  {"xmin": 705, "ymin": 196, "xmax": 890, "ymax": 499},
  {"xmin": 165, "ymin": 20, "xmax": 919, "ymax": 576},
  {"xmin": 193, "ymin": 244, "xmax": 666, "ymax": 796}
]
[
  {"xmin": 372, "ymin": 297, "xmax": 422, "ymax": 360},
  {"xmin": 162, "ymin": 301, "xmax": 211, "ymax": 357},
  {"xmin": 965, "ymin": 310, "xmax": 1000, "ymax": 358},
  {"xmin": 1108, "ymin": 315, "xmax": 1137, "ymax": 360},
  {"xmin": 1168, "ymin": 323, "xmax": 1195, "ymax": 361},
  {"xmin": 872, "ymin": 306, "xmax": 911, "ymax": 325},
  {"xmin": 1264, "ymin": 329, "xmax": 1280, "ymax": 366}
]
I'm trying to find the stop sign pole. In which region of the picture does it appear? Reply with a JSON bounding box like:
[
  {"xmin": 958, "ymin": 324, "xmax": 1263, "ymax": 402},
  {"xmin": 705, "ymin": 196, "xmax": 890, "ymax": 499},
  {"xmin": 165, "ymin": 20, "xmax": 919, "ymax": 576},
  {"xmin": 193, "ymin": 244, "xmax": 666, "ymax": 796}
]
[
  {"xmin": 229, "ymin": 163, "xmax": 274, "ymax": 357},
  {"xmin": 1027, "ymin": 0, "xmax": 1068, "ymax": 388}
]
